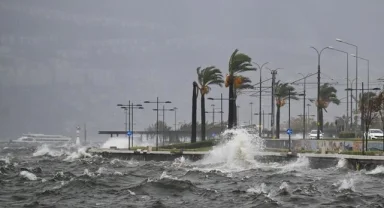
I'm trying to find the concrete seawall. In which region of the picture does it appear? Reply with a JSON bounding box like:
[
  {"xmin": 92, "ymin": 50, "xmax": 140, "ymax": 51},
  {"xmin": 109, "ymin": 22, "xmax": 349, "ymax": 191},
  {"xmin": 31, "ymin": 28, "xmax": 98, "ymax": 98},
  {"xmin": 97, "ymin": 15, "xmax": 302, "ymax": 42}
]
[{"xmin": 87, "ymin": 148, "xmax": 384, "ymax": 171}]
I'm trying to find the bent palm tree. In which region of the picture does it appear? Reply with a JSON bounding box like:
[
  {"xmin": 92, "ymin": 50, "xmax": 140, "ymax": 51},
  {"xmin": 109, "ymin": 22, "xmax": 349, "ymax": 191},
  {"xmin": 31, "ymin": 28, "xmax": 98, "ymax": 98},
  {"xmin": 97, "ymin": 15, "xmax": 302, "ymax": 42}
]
[
  {"xmin": 316, "ymin": 83, "xmax": 340, "ymax": 131},
  {"xmin": 196, "ymin": 66, "xmax": 224, "ymax": 141},
  {"xmin": 225, "ymin": 49, "xmax": 255, "ymax": 129},
  {"xmin": 275, "ymin": 82, "xmax": 298, "ymax": 138}
]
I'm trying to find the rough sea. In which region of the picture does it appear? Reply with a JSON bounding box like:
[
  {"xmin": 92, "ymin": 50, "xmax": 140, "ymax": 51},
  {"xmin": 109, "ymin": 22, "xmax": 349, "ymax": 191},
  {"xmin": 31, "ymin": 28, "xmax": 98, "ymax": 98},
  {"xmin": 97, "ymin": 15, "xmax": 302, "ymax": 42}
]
[{"xmin": 1, "ymin": 129, "xmax": 384, "ymax": 208}]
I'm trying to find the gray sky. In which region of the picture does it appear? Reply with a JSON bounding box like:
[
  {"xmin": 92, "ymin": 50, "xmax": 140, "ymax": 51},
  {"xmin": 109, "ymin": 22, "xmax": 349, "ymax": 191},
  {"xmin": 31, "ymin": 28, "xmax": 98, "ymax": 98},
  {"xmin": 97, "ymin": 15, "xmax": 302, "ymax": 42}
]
[{"xmin": 0, "ymin": 0, "xmax": 383, "ymax": 139}]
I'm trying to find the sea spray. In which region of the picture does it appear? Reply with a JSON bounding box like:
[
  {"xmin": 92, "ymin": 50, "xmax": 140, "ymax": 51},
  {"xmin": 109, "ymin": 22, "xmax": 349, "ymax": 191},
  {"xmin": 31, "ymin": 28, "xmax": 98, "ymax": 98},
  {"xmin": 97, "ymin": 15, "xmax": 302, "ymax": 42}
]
[{"xmin": 196, "ymin": 128, "xmax": 265, "ymax": 172}]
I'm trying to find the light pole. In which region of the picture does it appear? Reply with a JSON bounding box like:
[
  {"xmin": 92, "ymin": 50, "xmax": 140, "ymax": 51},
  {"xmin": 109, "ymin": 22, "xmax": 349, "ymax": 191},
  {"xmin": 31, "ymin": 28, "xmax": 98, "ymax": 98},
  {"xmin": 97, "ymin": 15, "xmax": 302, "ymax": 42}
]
[
  {"xmin": 208, "ymin": 93, "xmax": 233, "ymax": 132},
  {"xmin": 249, "ymin": 102, "xmax": 253, "ymax": 125},
  {"xmin": 310, "ymin": 46, "xmax": 330, "ymax": 140},
  {"xmin": 328, "ymin": 46, "xmax": 349, "ymax": 129},
  {"xmin": 144, "ymin": 98, "xmax": 171, "ymax": 151},
  {"xmin": 253, "ymin": 62, "xmax": 269, "ymax": 137},
  {"xmin": 266, "ymin": 67, "xmax": 282, "ymax": 139},
  {"xmin": 336, "ymin": 38, "xmax": 358, "ymax": 131}
]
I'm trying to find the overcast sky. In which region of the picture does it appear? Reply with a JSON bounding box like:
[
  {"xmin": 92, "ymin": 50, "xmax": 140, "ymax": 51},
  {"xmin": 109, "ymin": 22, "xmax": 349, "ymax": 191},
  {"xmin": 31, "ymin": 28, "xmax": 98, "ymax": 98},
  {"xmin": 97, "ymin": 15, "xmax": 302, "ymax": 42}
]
[{"xmin": 0, "ymin": 0, "xmax": 383, "ymax": 139}]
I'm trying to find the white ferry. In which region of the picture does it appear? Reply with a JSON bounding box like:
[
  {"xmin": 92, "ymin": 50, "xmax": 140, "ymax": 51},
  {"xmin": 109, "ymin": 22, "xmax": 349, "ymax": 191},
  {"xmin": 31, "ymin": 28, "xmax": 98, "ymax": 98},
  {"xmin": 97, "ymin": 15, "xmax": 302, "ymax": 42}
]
[{"xmin": 12, "ymin": 134, "xmax": 73, "ymax": 143}]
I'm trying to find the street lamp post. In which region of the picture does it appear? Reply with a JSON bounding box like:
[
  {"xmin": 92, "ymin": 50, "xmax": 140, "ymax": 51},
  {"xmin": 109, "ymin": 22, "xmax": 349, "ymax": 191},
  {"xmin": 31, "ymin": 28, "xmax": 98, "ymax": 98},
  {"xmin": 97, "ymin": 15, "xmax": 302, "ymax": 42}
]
[
  {"xmin": 336, "ymin": 38, "xmax": 358, "ymax": 131},
  {"xmin": 253, "ymin": 62, "xmax": 269, "ymax": 137},
  {"xmin": 310, "ymin": 46, "xmax": 330, "ymax": 140},
  {"xmin": 288, "ymin": 89, "xmax": 291, "ymax": 151},
  {"xmin": 144, "ymin": 98, "xmax": 171, "ymax": 151},
  {"xmin": 328, "ymin": 46, "xmax": 349, "ymax": 129}
]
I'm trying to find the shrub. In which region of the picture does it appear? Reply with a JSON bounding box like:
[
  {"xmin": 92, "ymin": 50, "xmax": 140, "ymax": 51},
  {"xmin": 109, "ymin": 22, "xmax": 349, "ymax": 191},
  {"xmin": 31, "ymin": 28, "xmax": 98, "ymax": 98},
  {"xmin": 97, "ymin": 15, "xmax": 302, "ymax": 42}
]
[{"xmin": 338, "ymin": 131, "xmax": 356, "ymax": 138}]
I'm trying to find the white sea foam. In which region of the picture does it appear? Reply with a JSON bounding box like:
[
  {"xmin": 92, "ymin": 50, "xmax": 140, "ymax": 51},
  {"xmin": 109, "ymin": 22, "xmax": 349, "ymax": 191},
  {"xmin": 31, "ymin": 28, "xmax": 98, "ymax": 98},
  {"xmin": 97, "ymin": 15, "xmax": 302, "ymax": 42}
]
[{"xmin": 20, "ymin": 171, "xmax": 37, "ymax": 181}]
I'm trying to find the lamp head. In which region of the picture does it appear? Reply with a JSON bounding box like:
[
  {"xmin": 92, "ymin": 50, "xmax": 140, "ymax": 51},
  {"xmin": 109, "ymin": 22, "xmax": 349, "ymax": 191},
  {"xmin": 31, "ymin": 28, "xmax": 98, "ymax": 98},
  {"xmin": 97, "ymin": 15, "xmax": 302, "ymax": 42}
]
[
  {"xmin": 328, "ymin": 46, "xmax": 334, "ymax": 49},
  {"xmin": 351, "ymin": 54, "xmax": 356, "ymax": 57},
  {"xmin": 165, "ymin": 101, "xmax": 172, "ymax": 103},
  {"xmin": 144, "ymin": 101, "xmax": 150, "ymax": 103},
  {"xmin": 336, "ymin": 38, "xmax": 343, "ymax": 42}
]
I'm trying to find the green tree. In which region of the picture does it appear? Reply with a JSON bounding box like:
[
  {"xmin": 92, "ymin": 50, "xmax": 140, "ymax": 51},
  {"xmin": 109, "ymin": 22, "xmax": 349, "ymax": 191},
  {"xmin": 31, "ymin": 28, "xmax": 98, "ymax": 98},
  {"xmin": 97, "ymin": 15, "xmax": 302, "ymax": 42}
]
[
  {"xmin": 225, "ymin": 49, "xmax": 255, "ymax": 129},
  {"xmin": 275, "ymin": 82, "xmax": 298, "ymax": 138},
  {"xmin": 196, "ymin": 66, "xmax": 224, "ymax": 141},
  {"xmin": 316, "ymin": 83, "xmax": 340, "ymax": 131}
]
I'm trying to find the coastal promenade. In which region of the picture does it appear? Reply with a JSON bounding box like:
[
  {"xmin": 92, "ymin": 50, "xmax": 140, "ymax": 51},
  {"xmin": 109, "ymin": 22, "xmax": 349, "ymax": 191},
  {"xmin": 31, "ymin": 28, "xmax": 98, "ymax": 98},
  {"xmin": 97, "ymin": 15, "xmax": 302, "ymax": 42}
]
[{"xmin": 87, "ymin": 147, "xmax": 384, "ymax": 171}]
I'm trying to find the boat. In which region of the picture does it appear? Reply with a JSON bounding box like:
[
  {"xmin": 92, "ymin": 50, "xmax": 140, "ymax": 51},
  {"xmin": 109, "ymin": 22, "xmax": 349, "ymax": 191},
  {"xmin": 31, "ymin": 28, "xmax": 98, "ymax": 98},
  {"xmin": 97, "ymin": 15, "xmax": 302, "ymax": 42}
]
[{"xmin": 11, "ymin": 134, "xmax": 73, "ymax": 143}]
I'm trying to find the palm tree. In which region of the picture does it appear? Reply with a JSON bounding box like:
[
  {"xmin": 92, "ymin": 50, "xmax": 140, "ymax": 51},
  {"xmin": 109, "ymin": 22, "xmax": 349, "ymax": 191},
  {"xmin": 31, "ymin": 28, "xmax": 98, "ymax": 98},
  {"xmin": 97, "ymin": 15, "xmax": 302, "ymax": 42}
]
[
  {"xmin": 196, "ymin": 66, "xmax": 224, "ymax": 141},
  {"xmin": 316, "ymin": 83, "xmax": 340, "ymax": 131},
  {"xmin": 275, "ymin": 82, "xmax": 298, "ymax": 138},
  {"xmin": 225, "ymin": 49, "xmax": 255, "ymax": 129}
]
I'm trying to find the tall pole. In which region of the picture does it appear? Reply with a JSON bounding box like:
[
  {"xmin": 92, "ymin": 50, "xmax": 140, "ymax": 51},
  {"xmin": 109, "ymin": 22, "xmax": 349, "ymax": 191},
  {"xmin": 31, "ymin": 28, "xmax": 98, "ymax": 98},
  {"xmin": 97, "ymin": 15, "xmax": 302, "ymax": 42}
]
[
  {"xmin": 250, "ymin": 102, "xmax": 253, "ymax": 125},
  {"xmin": 347, "ymin": 54, "xmax": 349, "ymax": 129},
  {"xmin": 162, "ymin": 105, "xmax": 165, "ymax": 146},
  {"xmin": 128, "ymin": 100, "xmax": 131, "ymax": 150},
  {"xmin": 299, "ymin": 73, "xmax": 307, "ymax": 140},
  {"xmin": 310, "ymin": 46, "xmax": 329, "ymax": 140},
  {"xmin": 262, "ymin": 110, "xmax": 265, "ymax": 131},
  {"xmin": 336, "ymin": 39, "xmax": 358, "ymax": 133},
  {"xmin": 288, "ymin": 89, "xmax": 291, "ymax": 151},
  {"xmin": 361, "ymin": 82, "xmax": 365, "ymax": 155},
  {"xmin": 254, "ymin": 62, "xmax": 269, "ymax": 137},
  {"xmin": 307, "ymin": 104, "xmax": 310, "ymax": 133},
  {"xmin": 329, "ymin": 47, "xmax": 349, "ymax": 129},
  {"xmin": 156, "ymin": 97, "xmax": 159, "ymax": 150},
  {"xmin": 271, "ymin": 70, "xmax": 277, "ymax": 139},
  {"xmin": 131, "ymin": 103, "xmax": 134, "ymax": 149},
  {"xmin": 220, "ymin": 93, "xmax": 223, "ymax": 132}
]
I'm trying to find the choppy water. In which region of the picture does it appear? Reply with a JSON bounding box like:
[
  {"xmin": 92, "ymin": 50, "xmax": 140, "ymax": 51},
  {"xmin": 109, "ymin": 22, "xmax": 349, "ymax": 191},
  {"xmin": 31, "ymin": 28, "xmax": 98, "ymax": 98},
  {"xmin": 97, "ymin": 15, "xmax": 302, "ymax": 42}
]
[{"xmin": 1, "ymin": 129, "xmax": 384, "ymax": 208}]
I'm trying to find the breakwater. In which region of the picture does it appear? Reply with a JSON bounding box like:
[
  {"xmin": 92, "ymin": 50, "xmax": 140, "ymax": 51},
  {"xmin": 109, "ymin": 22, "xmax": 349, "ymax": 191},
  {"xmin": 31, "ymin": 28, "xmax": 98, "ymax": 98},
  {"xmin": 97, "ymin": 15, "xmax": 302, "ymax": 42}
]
[{"xmin": 87, "ymin": 148, "xmax": 384, "ymax": 171}]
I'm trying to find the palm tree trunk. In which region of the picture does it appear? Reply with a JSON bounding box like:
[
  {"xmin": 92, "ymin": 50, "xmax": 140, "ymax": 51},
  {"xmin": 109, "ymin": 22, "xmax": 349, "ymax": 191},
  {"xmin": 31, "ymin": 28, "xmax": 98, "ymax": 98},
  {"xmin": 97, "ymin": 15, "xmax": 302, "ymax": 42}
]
[
  {"xmin": 201, "ymin": 93, "xmax": 206, "ymax": 141},
  {"xmin": 191, "ymin": 82, "xmax": 198, "ymax": 143},
  {"xmin": 228, "ymin": 82, "xmax": 234, "ymax": 129},
  {"xmin": 320, "ymin": 109, "xmax": 324, "ymax": 132},
  {"xmin": 276, "ymin": 106, "xmax": 281, "ymax": 139},
  {"xmin": 233, "ymin": 91, "xmax": 237, "ymax": 127}
]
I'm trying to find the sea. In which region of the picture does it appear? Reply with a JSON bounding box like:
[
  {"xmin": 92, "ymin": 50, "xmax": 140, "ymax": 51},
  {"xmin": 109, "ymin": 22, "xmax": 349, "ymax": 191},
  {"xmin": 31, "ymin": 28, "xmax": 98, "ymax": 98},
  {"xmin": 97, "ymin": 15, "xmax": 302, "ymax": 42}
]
[{"xmin": 1, "ymin": 129, "xmax": 384, "ymax": 208}]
